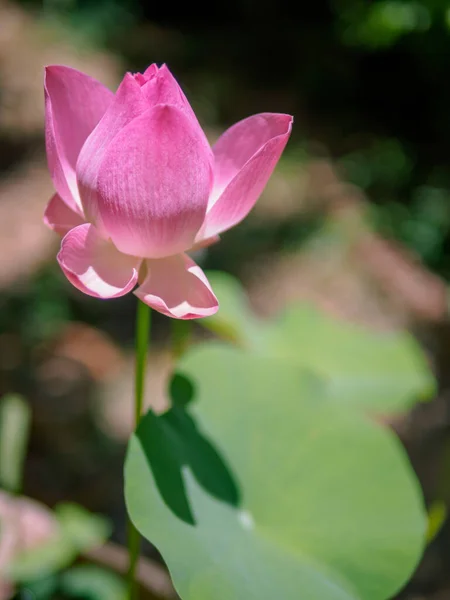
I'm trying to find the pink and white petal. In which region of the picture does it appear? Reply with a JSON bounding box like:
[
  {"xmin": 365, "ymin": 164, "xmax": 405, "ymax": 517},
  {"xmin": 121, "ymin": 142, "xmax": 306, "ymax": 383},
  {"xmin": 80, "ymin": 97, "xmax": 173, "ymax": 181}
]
[
  {"xmin": 45, "ymin": 66, "xmax": 114, "ymax": 212},
  {"xmin": 43, "ymin": 193, "xmax": 85, "ymax": 236},
  {"xmin": 76, "ymin": 74, "xmax": 149, "ymax": 225},
  {"xmin": 134, "ymin": 254, "xmax": 219, "ymax": 319},
  {"xmin": 210, "ymin": 113, "xmax": 293, "ymax": 204},
  {"xmin": 96, "ymin": 104, "xmax": 213, "ymax": 259},
  {"xmin": 197, "ymin": 113, "xmax": 293, "ymax": 240},
  {"xmin": 57, "ymin": 223, "xmax": 140, "ymax": 299}
]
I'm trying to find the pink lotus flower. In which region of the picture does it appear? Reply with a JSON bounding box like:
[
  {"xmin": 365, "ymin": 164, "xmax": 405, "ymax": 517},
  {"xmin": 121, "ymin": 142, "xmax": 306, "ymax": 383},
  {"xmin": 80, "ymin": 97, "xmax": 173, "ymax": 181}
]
[{"xmin": 44, "ymin": 64, "xmax": 293, "ymax": 319}]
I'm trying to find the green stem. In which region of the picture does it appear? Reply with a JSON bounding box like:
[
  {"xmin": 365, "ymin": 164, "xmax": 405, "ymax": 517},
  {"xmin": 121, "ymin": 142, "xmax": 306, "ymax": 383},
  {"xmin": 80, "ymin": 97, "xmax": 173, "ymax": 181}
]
[
  {"xmin": 127, "ymin": 300, "xmax": 151, "ymax": 600},
  {"xmin": 172, "ymin": 319, "xmax": 191, "ymax": 360}
]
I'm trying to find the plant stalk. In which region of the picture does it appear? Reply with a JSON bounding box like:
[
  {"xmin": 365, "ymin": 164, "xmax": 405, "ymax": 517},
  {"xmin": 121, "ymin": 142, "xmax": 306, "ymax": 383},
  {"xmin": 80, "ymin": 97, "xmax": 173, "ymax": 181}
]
[{"xmin": 127, "ymin": 300, "xmax": 151, "ymax": 600}]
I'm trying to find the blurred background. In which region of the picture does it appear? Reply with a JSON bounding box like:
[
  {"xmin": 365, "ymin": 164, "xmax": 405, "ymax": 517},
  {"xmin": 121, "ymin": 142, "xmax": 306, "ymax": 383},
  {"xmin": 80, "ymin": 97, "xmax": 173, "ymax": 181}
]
[{"xmin": 1, "ymin": 0, "xmax": 450, "ymax": 597}]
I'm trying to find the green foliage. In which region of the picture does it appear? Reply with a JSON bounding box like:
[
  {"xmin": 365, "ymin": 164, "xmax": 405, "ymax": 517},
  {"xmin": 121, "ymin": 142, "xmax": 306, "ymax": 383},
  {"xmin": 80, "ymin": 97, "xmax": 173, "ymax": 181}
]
[
  {"xmin": 125, "ymin": 274, "xmax": 434, "ymax": 599},
  {"xmin": 17, "ymin": 0, "xmax": 137, "ymax": 46},
  {"xmin": 198, "ymin": 271, "xmax": 262, "ymax": 345},
  {"xmin": 334, "ymin": 0, "xmax": 442, "ymax": 48},
  {"xmin": 374, "ymin": 186, "xmax": 450, "ymax": 270},
  {"xmin": 264, "ymin": 305, "xmax": 434, "ymax": 413},
  {"xmin": 7, "ymin": 533, "xmax": 75, "ymax": 583},
  {"xmin": 19, "ymin": 575, "xmax": 60, "ymax": 600},
  {"xmin": 125, "ymin": 344, "xmax": 426, "ymax": 600},
  {"xmin": 202, "ymin": 271, "xmax": 434, "ymax": 416},
  {"xmin": 7, "ymin": 503, "xmax": 110, "ymax": 583},
  {"xmin": 21, "ymin": 566, "xmax": 126, "ymax": 600},
  {"xmin": 0, "ymin": 267, "xmax": 72, "ymax": 347},
  {"xmin": 339, "ymin": 138, "xmax": 413, "ymax": 192},
  {"xmin": 426, "ymin": 501, "xmax": 447, "ymax": 543},
  {"xmin": 60, "ymin": 565, "xmax": 127, "ymax": 600},
  {"xmin": 55, "ymin": 503, "xmax": 112, "ymax": 550},
  {"xmin": 5, "ymin": 498, "xmax": 118, "ymax": 599},
  {"xmin": 0, "ymin": 394, "xmax": 30, "ymax": 492}
]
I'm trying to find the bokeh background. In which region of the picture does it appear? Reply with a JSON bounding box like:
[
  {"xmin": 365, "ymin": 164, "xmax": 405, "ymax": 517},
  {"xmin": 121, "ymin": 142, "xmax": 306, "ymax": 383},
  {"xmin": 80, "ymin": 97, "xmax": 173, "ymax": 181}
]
[{"xmin": 1, "ymin": 0, "xmax": 450, "ymax": 597}]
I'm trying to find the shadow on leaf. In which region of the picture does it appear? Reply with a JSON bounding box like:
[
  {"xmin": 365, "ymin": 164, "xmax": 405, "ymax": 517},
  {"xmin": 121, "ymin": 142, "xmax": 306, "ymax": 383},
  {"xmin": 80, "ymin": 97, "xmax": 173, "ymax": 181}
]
[{"xmin": 135, "ymin": 381, "xmax": 241, "ymax": 525}]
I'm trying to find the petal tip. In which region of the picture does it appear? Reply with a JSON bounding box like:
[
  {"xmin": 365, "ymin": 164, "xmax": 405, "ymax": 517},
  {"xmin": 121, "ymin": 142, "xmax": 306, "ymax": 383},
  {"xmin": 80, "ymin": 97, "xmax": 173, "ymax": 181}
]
[
  {"xmin": 43, "ymin": 212, "xmax": 56, "ymax": 232},
  {"xmin": 43, "ymin": 194, "xmax": 85, "ymax": 236},
  {"xmin": 262, "ymin": 112, "xmax": 294, "ymax": 135},
  {"xmin": 44, "ymin": 64, "xmax": 56, "ymax": 77},
  {"xmin": 202, "ymin": 111, "xmax": 293, "ymax": 238},
  {"xmin": 134, "ymin": 255, "xmax": 219, "ymax": 319},
  {"xmin": 44, "ymin": 64, "xmax": 79, "ymax": 83},
  {"xmin": 286, "ymin": 113, "xmax": 294, "ymax": 132}
]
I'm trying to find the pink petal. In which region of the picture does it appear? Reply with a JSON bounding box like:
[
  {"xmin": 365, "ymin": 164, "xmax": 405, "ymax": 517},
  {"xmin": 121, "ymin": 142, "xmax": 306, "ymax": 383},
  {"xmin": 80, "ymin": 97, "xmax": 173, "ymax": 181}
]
[
  {"xmin": 139, "ymin": 65, "xmax": 211, "ymax": 161},
  {"xmin": 45, "ymin": 66, "xmax": 114, "ymax": 213},
  {"xmin": 197, "ymin": 113, "xmax": 293, "ymax": 241},
  {"xmin": 140, "ymin": 64, "xmax": 197, "ymax": 122},
  {"xmin": 43, "ymin": 193, "xmax": 85, "ymax": 236},
  {"xmin": 76, "ymin": 74, "xmax": 149, "ymax": 226},
  {"xmin": 96, "ymin": 104, "xmax": 213, "ymax": 258},
  {"xmin": 143, "ymin": 63, "xmax": 159, "ymax": 78},
  {"xmin": 134, "ymin": 254, "xmax": 219, "ymax": 319},
  {"xmin": 189, "ymin": 235, "xmax": 221, "ymax": 252},
  {"xmin": 57, "ymin": 224, "xmax": 140, "ymax": 299},
  {"xmin": 133, "ymin": 63, "xmax": 158, "ymax": 85}
]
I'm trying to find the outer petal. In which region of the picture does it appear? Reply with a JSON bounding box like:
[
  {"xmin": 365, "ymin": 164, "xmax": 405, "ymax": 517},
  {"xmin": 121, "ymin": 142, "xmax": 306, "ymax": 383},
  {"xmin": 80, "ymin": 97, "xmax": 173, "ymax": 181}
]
[
  {"xmin": 43, "ymin": 193, "xmax": 85, "ymax": 236},
  {"xmin": 76, "ymin": 74, "xmax": 149, "ymax": 225},
  {"xmin": 96, "ymin": 104, "xmax": 213, "ymax": 258},
  {"xmin": 134, "ymin": 254, "xmax": 219, "ymax": 319},
  {"xmin": 197, "ymin": 113, "xmax": 293, "ymax": 241},
  {"xmin": 57, "ymin": 224, "xmax": 140, "ymax": 299},
  {"xmin": 45, "ymin": 66, "xmax": 113, "ymax": 213}
]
